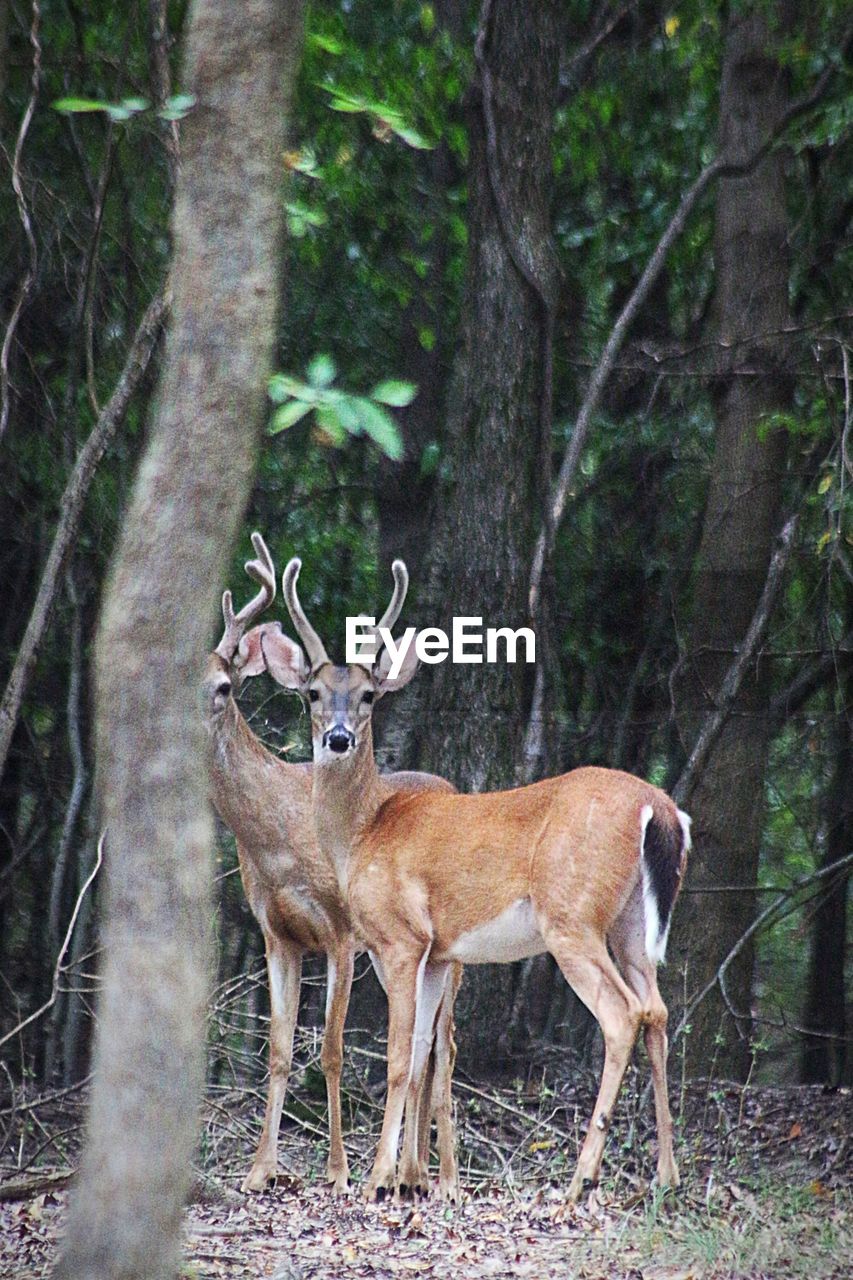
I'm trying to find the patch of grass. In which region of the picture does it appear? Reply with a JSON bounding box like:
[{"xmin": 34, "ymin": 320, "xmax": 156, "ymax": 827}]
[{"xmin": 587, "ymin": 1177, "xmax": 852, "ymax": 1280}]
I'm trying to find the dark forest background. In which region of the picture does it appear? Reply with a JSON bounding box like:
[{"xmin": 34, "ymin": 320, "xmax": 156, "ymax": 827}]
[{"xmin": 1, "ymin": 0, "xmax": 851, "ymax": 1119}]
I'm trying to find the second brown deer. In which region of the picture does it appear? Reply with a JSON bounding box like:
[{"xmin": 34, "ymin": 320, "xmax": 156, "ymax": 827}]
[{"xmin": 204, "ymin": 534, "xmax": 460, "ymax": 1196}]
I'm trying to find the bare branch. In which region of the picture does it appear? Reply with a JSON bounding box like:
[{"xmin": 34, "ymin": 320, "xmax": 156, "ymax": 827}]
[
  {"xmin": 563, "ymin": 1, "xmax": 637, "ymax": 83},
  {"xmin": 0, "ymin": 834, "xmax": 103, "ymax": 1052},
  {"xmin": 768, "ymin": 626, "xmax": 853, "ymax": 728},
  {"xmin": 0, "ymin": 0, "xmax": 42, "ymax": 442},
  {"xmin": 673, "ymin": 514, "xmax": 798, "ymax": 807},
  {"xmin": 671, "ymin": 850, "xmax": 853, "ymax": 1047},
  {"xmin": 147, "ymin": 0, "xmax": 180, "ymax": 183},
  {"xmin": 0, "ymin": 292, "xmax": 168, "ymax": 784},
  {"xmin": 527, "ymin": 50, "xmax": 844, "ymax": 623}
]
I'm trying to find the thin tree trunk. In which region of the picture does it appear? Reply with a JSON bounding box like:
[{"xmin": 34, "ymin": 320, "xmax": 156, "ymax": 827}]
[
  {"xmin": 0, "ymin": 292, "xmax": 166, "ymax": 786},
  {"xmin": 53, "ymin": 3, "xmax": 303, "ymax": 1278},
  {"xmin": 45, "ymin": 570, "xmax": 88, "ymax": 1083},
  {"xmin": 801, "ymin": 668, "xmax": 851, "ymax": 1085},
  {"xmin": 384, "ymin": 0, "xmax": 562, "ymax": 1069},
  {"xmin": 671, "ymin": 5, "xmax": 793, "ymax": 1080}
]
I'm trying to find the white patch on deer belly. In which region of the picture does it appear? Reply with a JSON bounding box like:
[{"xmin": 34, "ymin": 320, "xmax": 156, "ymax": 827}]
[{"xmin": 445, "ymin": 898, "xmax": 545, "ymax": 965}]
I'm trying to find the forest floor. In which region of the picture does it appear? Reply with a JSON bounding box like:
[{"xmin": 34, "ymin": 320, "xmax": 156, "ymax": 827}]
[{"xmin": 1, "ymin": 1042, "xmax": 849, "ymax": 1279}]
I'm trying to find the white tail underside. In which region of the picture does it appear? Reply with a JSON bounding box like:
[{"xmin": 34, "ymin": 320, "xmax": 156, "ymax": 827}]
[{"xmin": 640, "ymin": 804, "xmax": 667, "ymax": 965}]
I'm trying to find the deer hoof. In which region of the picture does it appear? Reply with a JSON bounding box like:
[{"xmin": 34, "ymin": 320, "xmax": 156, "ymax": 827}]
[{"xmin": 242, "ymin": 1163, "xmax": 277, "ymax": 1193}]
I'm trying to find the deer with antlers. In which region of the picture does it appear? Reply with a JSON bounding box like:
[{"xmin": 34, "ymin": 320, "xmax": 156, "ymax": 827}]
[
  {"xmin": 203, "ymin": 534, "xmax": 460, "ymax": 1196},
  {"xmin": 260, "ymin": 556, "xmax": 690, "ymax": 1203}
]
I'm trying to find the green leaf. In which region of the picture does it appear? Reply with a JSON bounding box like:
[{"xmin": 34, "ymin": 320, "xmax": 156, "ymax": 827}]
[
  {"xmin": 390, "ymin": 122, "xmax": 433, "ymax": 150},
  {"xmin": 269, "ymin": 401, "xmax": 313, "ymax": 434},
  {"xmin": 335, "ymin": 396, "xmax": 363, "ymax": 434},
  {"xmin": 269, "ymin": 373, "xmax": 308, "ymax": 402},
  {"xmin": 121, "ymin": 96, "xmax": 149, "ymax": 114},
  {"xmin": 353, "ymin": 398, "xmax": 404, "ymax": 460},
  {"xmin": 159, "ymin": 93, "xmax": 195, "ymax": 121},
  {"xmin": 419, "ymin": 441, "xmax": 441, "ymax": 478},
  {"xmin": 285, "ymin": 200, "xmax": 327, "ymax": 228},
  {"xmin": 817, "ymin": 473, "xmax": 833, "ymax": 495},
  {"xmin": 315, "ymin": 405, "xmax": 347, "ymax": 444},
  {"xmin": 371, "ymin": 380, "xmax": 417, "ymax": 407},
  {"xmin": 310, "ymin": 33, "xmax": 344, "ymax": 55},
  {"xmin": 325, "ymin": 89, "xmax": 366, "ymax": 113},
  {"xmin": 52, "ymin": 97, "xmax": 110, "ymax": 114},
  {"xmin": 307, "ymin": 354, "xmax": 336, "ymax": 388}
]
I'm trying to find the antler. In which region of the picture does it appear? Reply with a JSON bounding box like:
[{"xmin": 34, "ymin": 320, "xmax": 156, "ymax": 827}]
[
  {"xmin": 377, "ymin": 560, "xmax": 408, "ymax": 633},
  {"xmin": 354, "ymin": 559, "xmax": 409, "ymax": 668},
  {"xmin": 215, "ymin": 531, "xmax": 276, "ymax": 661},
  {"xmin": 282, "ymin": 558, "xmax": 330, "ymax": 669}
]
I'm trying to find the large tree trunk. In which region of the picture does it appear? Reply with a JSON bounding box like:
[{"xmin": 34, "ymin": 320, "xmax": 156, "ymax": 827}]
[
  {"xmin": 671, "ymin": 6, "xmax": 793, "ymax": 1080},
  {"xmin": 53, "ymin": 4, "xmax": 303, "ymax": 1278},
  {"xmin": 382, "ymin": 0, "xmax": 562, "ymax": 1069}
]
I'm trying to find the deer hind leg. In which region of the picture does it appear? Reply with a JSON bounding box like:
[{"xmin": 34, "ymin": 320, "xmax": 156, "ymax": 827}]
[
  {"xmin": 321, "ymin": 939, "xmax": 355, "ymax": 1193},
  {"xmin": 397, "ymin": 960, "xmax": 451, "ymax": 1198},
  {"xmin": 242, "ymin": 935, "xmax": 302, "ymax": 1192},
  {"xmin": 545, "ymin": 929, "xmax": 643, "ymax": 1202},
  {"xmin": 432, "ymin": 961, "xmax": 461, "ymax": 1201},
  {"xmin": 610, "ymin": 895, "xmax": 679, "ymax": 1190}
]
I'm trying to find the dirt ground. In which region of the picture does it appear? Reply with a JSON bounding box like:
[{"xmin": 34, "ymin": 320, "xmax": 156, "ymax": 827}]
[{"xmin": 1, "ymin": 1059, "xmax": 849, "ymax": 1279}]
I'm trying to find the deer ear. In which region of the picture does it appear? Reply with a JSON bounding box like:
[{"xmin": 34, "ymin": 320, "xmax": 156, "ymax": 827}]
[
  {"xmin": 260, "ymin": 625, "xmax": 309, "ymax": 691},
  {"xmin": 235, "ymin": 624, "xmax": 275, "ymax": 678},
  {"xmin": 374, "ymin": 633, "xmax": 420, "ymax": 693}
]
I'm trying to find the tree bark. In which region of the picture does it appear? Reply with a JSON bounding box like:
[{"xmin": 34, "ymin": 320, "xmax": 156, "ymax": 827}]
[
  {"xmin": 53, "ymin": 3, "xmax": 303, "ymax": 1278},
  {"xmin": 671, "ymin": 6, "xmax": 793, "ymax": 1080},
  {"xmin": 382, "ymin": 0, "xmax": 562, "ymax": 1069},
  {"xmin": 801, "ymin": 668, "xmax": 851, "ymax": 1086}
]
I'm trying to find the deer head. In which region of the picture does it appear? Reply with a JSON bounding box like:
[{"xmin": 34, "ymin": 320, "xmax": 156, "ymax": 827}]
[
  {"xmin": 203, "ymin": 531, "xmax": 278, "ymax": 719},
  {"xmin": 261, "ymin": 558, "xmax": 419, "ymax": 761}
]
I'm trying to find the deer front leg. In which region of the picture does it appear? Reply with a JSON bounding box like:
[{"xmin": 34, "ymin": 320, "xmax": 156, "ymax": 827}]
[
  {"xmin": 398, "ymin": 1047, "xmax": 434, "ymax": 1197},
  {"xmin": 321, "ymin": 938, "xmax": 355, "ymax": 1193},
  {"xmin": 397, "ymin": 961, "xmax": 450, "ymax": 1198},
  {"xmin": 363, "ymin": 948, "xmax": 426, "ymax": 1202},
  {"xmin": 242, "ymin": 935, "xmax": 302, "ymax": 1192}
]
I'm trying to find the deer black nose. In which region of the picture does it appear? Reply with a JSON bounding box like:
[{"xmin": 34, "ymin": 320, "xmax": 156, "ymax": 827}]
[{"xmin": 324, "ymin": 726, "xmax": 354, "ymax": 754}]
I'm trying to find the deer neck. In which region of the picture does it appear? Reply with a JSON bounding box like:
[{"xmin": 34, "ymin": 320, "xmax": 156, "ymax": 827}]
[
  {"xmin": 207, "ymin": 697, "xmax": 274, "ymax": 832},
  {"xmin": 312, "ymin": 721, "xmax": 386, "ymax": 889}
]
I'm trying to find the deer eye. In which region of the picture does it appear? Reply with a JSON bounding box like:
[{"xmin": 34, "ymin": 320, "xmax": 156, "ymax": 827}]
[
  {"xmin": 308, "ymin": 689, "xmax": 320, "ymax": 703},
  {"xmin": 362, "ymin": 690, "xmax": 375, "ymax": 705}
]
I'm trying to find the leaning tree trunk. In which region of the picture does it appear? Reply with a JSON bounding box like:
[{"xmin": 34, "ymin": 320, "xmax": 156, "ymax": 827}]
[
  {"xmin": 671, "ymin": 6, "xmax": 793, "ymax": 1080},
  {"xmin": 53, "ymin": 4, "xmax": 303, "ymax": 1279},
  {"xmin": 382, "ymin": 0, "xmax": 562, "ymax": 1069}
]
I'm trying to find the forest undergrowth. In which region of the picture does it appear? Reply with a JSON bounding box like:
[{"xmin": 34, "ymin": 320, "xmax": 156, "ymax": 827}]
[{"xmin": 2, "ymin": 1026, "xmax": 848, "ymax": 1279}]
